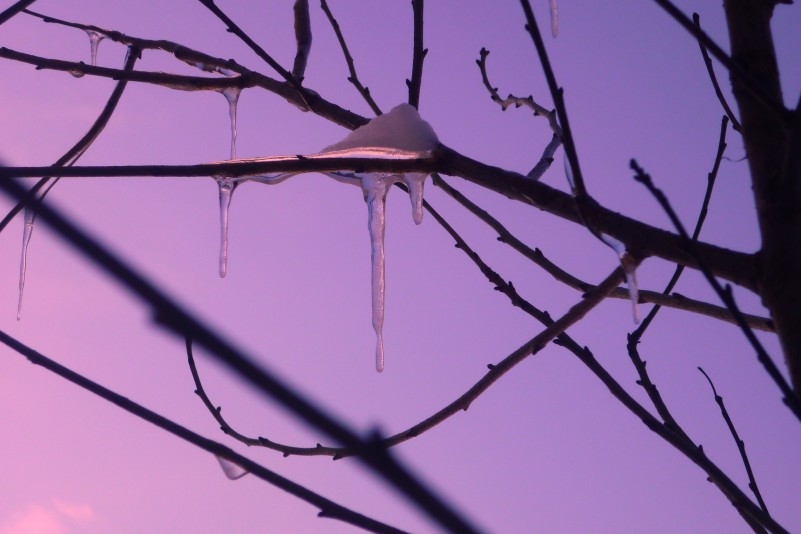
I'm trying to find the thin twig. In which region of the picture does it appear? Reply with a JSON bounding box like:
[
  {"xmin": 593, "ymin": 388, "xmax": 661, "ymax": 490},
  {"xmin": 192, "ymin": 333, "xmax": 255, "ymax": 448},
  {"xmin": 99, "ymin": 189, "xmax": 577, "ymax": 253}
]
[
  {"xmin": 699, "ymin": 367, "xmax": 770, "ymax": 515},
  {"xmin": 0, "ymin": 330, "xmax": 408, "ymax": 534},
  {"xmin": 476, "ymin": 48, "xmax": 561, "ymax": 180},
  {"xmin": 406, "ymin": 0, "xmax": 426, "ymax": 109},
  {"xmin": 651, "ymin": 0, "xmax": 788, "ymax": 123},
  {"xmin": 631, "ymin": 159, "xmax": 801, "ymax": 421},
  {"xmin": 518, "ymin": 0, "xmax": 585, "ymax": 198},
  {"xmin": 319, "ymin": 0, "xmax": 382, "ymax": 115},
  {"xmin": 0, "ymin": 177, "xmax": 481, "ymax": 534},
  {"xmin": 693, "ymin": 14, "xmax": 742, "ymax": 132},
  {"xmin": 624, "ymin": 116, "xmax": 730, "ymax": 435}
]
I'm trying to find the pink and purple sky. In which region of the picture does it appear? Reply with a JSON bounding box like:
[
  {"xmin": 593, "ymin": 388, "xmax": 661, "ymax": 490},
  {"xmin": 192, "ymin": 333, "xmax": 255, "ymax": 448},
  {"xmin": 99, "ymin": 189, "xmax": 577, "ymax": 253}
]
[{"xmin": 1, "ymin": 1, "xmax": 800, "ymax": 532}]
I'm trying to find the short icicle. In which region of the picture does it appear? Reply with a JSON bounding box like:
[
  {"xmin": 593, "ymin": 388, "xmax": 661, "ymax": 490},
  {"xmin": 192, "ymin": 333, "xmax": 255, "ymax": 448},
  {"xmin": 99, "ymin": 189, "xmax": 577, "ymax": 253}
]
[
  {"xmin": 85, "ymin": 30, "xmax": 104, "ymax": 66},
  {"xmin": 600, "ymin": 233, "xmax": 640, "ymax": 323},
  {"xmin": 549, "ymin": 0, "xmax": 559, "ymax": 38},
  {"xmin": 403, "ymin": 173, "xmax": 427, "ymax": 225},
  {"xmin": 16, "ymin": 208, "xmax": 35, "ymax": 320},
  {"xmin": 216, "ymin": 177, "xmax": 237, "ymax": 278},
  {"xmin": 361, "ymin": 174, "xmax": 391, "ymax": 372}
]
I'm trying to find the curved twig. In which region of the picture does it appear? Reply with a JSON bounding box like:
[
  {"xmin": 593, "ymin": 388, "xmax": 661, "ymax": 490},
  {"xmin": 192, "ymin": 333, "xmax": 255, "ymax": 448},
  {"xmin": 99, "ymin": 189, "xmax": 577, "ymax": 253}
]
[
  {"xmin": 0, "ymin": 330, "xmax": 408, "ymax": 534},
  {"xmin": 0, "ymin": 177, "xmax": 481, "ymax": 534},
  {"xmin": 476, "ymin": 48, "xmax": 561, "ymax": 180}
]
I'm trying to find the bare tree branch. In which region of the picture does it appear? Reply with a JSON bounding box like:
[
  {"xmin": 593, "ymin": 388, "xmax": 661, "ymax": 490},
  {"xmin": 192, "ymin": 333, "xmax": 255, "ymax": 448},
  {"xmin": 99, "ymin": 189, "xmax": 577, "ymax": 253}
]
[
  {"xmin": 320, "ymin": 0, "xmax": 382, "ymax": 115},
  {"xmin": 631, "ymin": 159, "xmax": 801, "ymax": 420},
  {"xmin": 693, "ymin": 14, "xmax": 742, "ymax": 132},
  {"xmin": 292, "ymin": 0, "xmax": 312, "ymax": 81},
  {"xmin": 406, "ymin": 0, "xmax": 426, "ymax": 109},
  {"xmin": 699, "ymin": 367, "xmax": 770, "ymax": 516},
  {"xmin": 0, "ymin": 0, "xmax": 37, "ymax": 26}
]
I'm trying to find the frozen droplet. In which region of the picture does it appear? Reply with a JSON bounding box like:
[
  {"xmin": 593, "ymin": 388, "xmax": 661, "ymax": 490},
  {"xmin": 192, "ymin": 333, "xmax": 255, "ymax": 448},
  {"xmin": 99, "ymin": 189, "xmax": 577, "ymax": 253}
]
[
  {"xmin": 600, "ymin": 233, "xmax": 640, "ymax": 323},
  {"xmin": 219, "ymin": 86, "xmax": 241, "ymax": 160},
  {"xmin": 85, "ymin": 30, "xmax": 104, "ymax": 66},
  {"xmin": 215, "ymin": 455, "xmax": 248, "ymax": 480},
  {"xmin": 403, "ymin": 173, "xmax": 427, "ymax": 225},
  {"xmin": 215, "ymin": 177, "xmax": 237, "ymax": 278},
  {"xmin": 361, "ymin": 174, "xmax": 393, "ymax": 372},
  {"xmin": 549, "ymin": 0, "xmax": 559, "ymax": 38},
  {"xmin": 16, "ymin": 208, "xmax": 35, "ymax": 320},
  {"xmin": 68, "ymin": 69, "xmax": 85, "ymax": 78}
]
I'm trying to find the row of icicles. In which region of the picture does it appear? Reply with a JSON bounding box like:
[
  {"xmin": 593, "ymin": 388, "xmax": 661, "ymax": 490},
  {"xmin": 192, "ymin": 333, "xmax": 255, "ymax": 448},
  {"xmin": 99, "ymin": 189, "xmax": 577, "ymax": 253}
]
[{"xmin": 17, "ymin": 6, "xmax": 644, "ymax": 378}]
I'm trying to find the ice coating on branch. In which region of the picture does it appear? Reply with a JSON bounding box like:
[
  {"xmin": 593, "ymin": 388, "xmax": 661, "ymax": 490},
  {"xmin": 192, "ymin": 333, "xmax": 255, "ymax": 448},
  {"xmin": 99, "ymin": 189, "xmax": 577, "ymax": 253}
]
[
  {"xmin": 85, "ymin": 30, "xmax": 104, "ymax": 66},
  {"xmin": 549, "ymin": 0, "xmax": 559, "ymax": 38},
  {"xmin": 563, "ymin": 152, "xmax": 575, "ymax": 194},
  {"xmin": 601, "ymin": 233, "xmax": 640, "ymax": 323},
  {"xmin": 219, "ymin": 86, "xmax": 241, "ymax": 160},
  {"xmin": 216, "ymin": 177, "xmax": 237, "ymax": 278},
  {"xmin": 215, "ymin": 455, "xmax": 248, "ymax": 480}
]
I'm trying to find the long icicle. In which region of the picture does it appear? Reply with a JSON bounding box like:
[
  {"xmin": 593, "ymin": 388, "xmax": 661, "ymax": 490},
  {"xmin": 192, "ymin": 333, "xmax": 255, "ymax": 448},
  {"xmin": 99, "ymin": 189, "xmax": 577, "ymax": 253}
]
[
  {"xmin": 215, "ymin": 86, "xmax": 241, "ymax": 278},
  {"xmin": 361, "ymin": 175, "xmax": 391, "ymax": 372}
]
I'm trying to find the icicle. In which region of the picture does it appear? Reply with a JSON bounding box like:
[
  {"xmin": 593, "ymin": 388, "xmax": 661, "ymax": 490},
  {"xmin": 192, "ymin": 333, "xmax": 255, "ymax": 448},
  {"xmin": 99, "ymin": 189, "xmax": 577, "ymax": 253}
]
[
  {"xmin": 216, "ymin": 177, "xmax": 237, "ymax": 278},
  {"xmin": 219, "ymin": 86, "xmax": 241, "ymax": 160},
  {"xmin": 403, "ymin": 173, "xmax": 427, "ymax": 225},
  {"xmin": 215, "ymin": 455, "xmax": 248, "ymax": 480},
  {"xmin": 600, "ymin": 234, "xmax": 640, "ymax": 323},
  {"xmin": 16, "ymin": 208, "xmax": 35, "ymax": 320},
  {"xmin": 360, "ymin": 174, "xmax": 393, "ymax": 372},
  {"xmin": 549, "ymin": 0, "xmax": 559, "ymax": 38},
  {"xmin": 85, "ymin": 30, "xmax": 104, "ymax": 66}
]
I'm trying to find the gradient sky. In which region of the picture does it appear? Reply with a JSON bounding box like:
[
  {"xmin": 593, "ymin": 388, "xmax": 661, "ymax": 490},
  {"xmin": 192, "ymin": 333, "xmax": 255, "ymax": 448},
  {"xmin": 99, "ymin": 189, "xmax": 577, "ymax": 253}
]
[{"xmin": 1, "ymin": 1, "xmax": 800, "ymax": 533}]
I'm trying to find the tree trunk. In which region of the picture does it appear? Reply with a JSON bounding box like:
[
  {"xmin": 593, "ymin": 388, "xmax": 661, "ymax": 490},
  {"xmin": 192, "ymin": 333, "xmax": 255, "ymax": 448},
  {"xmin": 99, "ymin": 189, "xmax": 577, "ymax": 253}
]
[{"xmin": 724, "ymin": 0, "xmax": 801, "ymax": 399}]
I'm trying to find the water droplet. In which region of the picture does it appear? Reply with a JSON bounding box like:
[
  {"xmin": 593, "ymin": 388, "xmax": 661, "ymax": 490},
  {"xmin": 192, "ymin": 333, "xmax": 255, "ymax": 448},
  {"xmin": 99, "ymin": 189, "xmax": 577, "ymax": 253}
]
[{"xmin": 68, "ymin": 68, "xmax": 85, "ymax": 78}]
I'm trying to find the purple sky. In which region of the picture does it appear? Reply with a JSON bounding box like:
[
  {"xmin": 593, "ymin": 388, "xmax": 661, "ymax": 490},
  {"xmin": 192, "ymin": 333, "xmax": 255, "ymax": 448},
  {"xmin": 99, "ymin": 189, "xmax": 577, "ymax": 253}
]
[{"xmin": 1, "ymin": 1, "xmax": 800, "ymax": 532}]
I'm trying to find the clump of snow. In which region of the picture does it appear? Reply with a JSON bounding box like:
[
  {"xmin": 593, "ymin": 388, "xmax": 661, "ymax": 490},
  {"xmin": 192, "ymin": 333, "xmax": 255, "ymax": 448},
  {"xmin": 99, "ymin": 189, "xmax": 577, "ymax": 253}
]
[{"xmin": 323, "ymin": 103, "xmax": 438, "ymax": 153}]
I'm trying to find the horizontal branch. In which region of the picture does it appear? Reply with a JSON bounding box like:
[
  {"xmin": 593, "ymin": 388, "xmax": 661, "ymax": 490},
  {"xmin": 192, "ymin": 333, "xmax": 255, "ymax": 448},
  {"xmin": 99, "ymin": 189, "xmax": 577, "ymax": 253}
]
[{"xmin": 0, "ymin": 143, "xmax": 759, "ymax": 291}]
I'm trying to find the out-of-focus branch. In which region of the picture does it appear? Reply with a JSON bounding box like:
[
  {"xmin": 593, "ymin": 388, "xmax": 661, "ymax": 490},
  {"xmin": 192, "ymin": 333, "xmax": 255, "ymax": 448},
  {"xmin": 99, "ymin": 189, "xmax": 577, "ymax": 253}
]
[
  {"xmin": 0, "ymin": 177, "xmax": 481, "ymax": 534},
  {"xmin": 320, "ymin": 0, "xmax": 382, "ymax": 115},
  {"xmin": 0, "ymin": 330, "xmax": 408, "ymax": 534},
  {"xmin": 407, "ymin": 0, "xmax": 426, "ymax": 109},
  {"xmin": 631, "ymin": 159, "xmax": 801, "ymax": 421},
  {"xmin": 693, "ymin": 14, "xmax": 742, "ymax": 132},
  {"xmin": 0, "ymin": 0, "xmax": 36, "ymax": 26}
]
